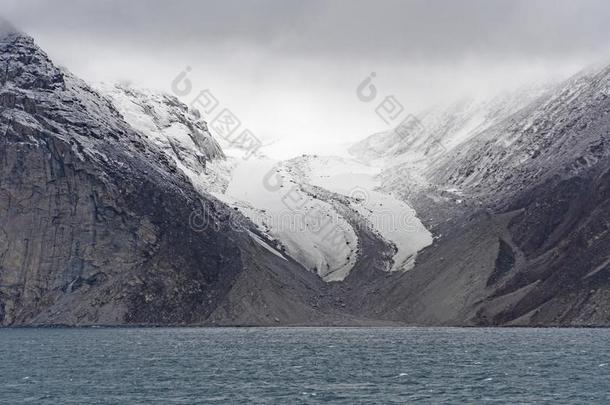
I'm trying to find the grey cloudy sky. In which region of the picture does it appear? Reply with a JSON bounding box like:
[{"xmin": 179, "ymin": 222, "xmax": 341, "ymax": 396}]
[{"xmin": 3, "ymin": 0, "xmax": 610, "ymax": 157}]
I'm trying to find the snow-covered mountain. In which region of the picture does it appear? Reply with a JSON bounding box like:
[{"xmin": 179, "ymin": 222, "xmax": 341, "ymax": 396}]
[
  {"xmin": 98, "ymin": 83, "xmax": 230, "ymax": 194},
  {"xmin": 3, "ymin": 21, "xmax": 609, "ymax": 326},
  {"xmin": 348, "ymin": 63, "xmax": 610, "ymax": 326},
  {"xmin": 432, "ymin": 64, "xmax": 610, "ymax": 201},
  {"xmin": 0, "ymin": 24, "xmax": 347, "ymax": 326},
  {"xmin": 101, "ymin": 84, "xmax": 433, "ymax": 281},
  {"xmin": 349, "ymin": 85, "xmax": 550, "ymax": 170},
  {"xmin": 97, "ymin": 58, "xmax": 610, "ymax": 327},
  {"xmin": 96, "ymin": 85, "xmax": 352, "ymax": 281}
]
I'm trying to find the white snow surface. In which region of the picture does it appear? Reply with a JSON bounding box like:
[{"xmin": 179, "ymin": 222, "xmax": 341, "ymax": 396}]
[
  {"xmin": 214, "ymin": 156, "xmax": 358, "ymax": 281},
  {"xmin": 97, "ymin": 83, "xmax": 230, "ymax": 194},
  {"xmin": 285, "ymin": 155, "xmax": 433, "ymax": 272}
]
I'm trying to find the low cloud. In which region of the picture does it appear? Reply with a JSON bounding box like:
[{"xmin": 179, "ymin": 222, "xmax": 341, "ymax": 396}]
[{"xmin": 3, "ymin": 0, "xmax": 609, "ymax": 158}]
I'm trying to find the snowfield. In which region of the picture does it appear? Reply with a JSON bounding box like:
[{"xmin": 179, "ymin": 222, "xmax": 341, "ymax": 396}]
[
  {"xmin": 214, "ymin": 156, "xmax": 358, "ymax": 281},
  {"xmin": 285, "ymin": 155, "xmax": 433, "ymax": 272}
]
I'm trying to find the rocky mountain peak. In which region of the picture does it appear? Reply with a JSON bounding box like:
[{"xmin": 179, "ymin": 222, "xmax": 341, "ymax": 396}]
[
  {"xmin": 0, "ymin": 22, "xmax": 65, "ymax": 91},
  {"xmin": 0, "ymin": 27, "xmax": 341, "ymax": 326}
]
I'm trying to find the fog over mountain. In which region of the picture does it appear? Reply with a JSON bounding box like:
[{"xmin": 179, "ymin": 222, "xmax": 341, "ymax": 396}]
[
  {"xmin": 3, "ymin": 0, "xmax": 610, "ymax": 157},
  {"xmin": 2, "ymin": 2, "xmax": 610, "ymax": 327}
]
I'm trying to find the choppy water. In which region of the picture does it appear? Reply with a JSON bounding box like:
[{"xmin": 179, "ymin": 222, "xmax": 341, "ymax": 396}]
[{"xmin": 0, "ymin": 327, "xmax": 608, "ymax": 404}]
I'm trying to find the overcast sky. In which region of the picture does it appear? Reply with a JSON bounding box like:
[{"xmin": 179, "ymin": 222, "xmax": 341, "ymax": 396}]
[{"xmin": 3, "ymin": 0, "xmax": 610, "ymax": 158}]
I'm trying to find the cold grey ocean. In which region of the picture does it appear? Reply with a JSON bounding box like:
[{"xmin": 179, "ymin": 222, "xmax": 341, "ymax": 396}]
[{"xmin": 0, "ymin": 327, "xmax": 609, "ymax": 404}]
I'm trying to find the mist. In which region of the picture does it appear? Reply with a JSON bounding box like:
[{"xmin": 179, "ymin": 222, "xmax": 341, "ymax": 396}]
[{"xmin": 3, "ymin": 0, "xmax": 609, "ymax": 158}]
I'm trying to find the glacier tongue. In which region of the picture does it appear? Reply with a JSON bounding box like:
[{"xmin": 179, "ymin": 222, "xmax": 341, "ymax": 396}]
[
  {"xmin": 285, "ymin": 155, "xmax": 433, "ymax": 273},
  {"xmin": 214, "ymin": 156, "xmax": 359, "ymax": 282}
]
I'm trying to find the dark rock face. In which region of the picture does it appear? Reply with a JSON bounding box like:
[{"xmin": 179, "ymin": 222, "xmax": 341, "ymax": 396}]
[
  {"xmin": 0, "ymin": 28, "xmax": 334, "ymax": 326},
  {"xmin": 432, "ymin": 66, "xmax": 610, "ymax": 326},
  {"xmin": 363, "ymin": 64, "xmax": 610, "ymax": 327},
  {"xmin": 487, "ymin": 239, "xmax": 515, "ymax": 287},
  {"xmin": 489, "ymin": 161, "xmax": 610, "ymax": 325},
  {"xmin": 0, "ymin": 29, "xmax": 236, "ymax": 325}
]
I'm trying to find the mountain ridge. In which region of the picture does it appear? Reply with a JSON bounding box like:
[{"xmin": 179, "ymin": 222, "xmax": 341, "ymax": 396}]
[
  {"xmin": 0, "ymin": 28, "xmax": 350, "ymax": 326},
  {"xmin": 1, "ymin": 25, "xmax": 609, "ymax": 326}
]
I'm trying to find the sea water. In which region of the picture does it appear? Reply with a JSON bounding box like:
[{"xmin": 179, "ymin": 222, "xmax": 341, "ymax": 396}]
[{"xmin": 0, "ymin": 327, "xmax": 608, "ymax": 404}]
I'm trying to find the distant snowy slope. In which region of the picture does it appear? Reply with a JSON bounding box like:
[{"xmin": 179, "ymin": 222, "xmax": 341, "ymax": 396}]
[
  {"xmin": 431, "ymin": 64, "xmax": 610, "ymax": 200},
  {"xmin": 349, "ymin": 85, "xmax": 550, "ymax": 175},
  {"xmin": 98, "ymin": 83, "xmax": 230, "ymax": 194}
]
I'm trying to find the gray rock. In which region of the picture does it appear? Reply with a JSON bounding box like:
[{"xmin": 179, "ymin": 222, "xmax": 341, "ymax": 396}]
[{"xmin": 0, "ymin": 27, "xmax": 339, "ymax": 326}]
